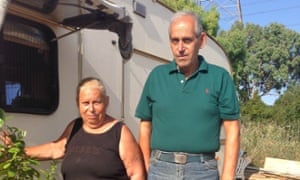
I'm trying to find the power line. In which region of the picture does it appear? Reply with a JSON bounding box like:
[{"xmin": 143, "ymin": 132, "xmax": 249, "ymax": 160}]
[
  {"xmin": 241, "ymin": 0, "xmax": 278, "ymax": 7},
  {"xmin": 243, "ymin": 4, "xmax": 300, "ymax": 17},
  {"xmin": 196, "ymin": 0, "xmax": 300, "ymax": 32},
  {"xmin": 196, "ymin": 0, "xmax": 241, "ymax": 24},
  {"xmin": 242, "ymin": 0, "xmax": 300, "ymax": 7}
]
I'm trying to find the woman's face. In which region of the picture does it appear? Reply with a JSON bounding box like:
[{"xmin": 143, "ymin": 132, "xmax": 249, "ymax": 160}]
[{"xmin": 78, "ymin": 80, "xmax": 108, "ymax": 129}]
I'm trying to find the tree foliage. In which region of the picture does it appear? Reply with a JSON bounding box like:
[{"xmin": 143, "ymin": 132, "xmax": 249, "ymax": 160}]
[
  {"xmin": 272, "ymin": 84, "xmax": 300, "ymax": 140},
  {"xmin": 216, "ymin": 22, "xmax": 247, "ymax": 101},
  {"xmin": 240, "ymin": 92, "xmax": 273, "ymax": 123},
  {"xmin": 218, "ymin": 22, "xmax": 300, "ymax": 103},
  {"xmin": 244, "ymin": 23, "xmax": 300, "ymax": 94},
  {"xmin": 159, "ymin": 0, "xmax": 219, "ymax": 36},
  {"xmin": 241, "ymin": 84, "xmax": 300, "ymax": 136}
]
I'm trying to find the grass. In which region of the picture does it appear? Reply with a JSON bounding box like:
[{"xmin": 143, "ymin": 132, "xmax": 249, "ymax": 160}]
[{"xmin": 240, "ymin": 121, "xmax": 300, "ymax": 167}]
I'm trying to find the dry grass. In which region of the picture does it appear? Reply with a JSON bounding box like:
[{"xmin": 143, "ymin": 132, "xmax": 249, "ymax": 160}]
[{"xmin": 241, "ymin": 121, "xmax": 300, "ymax": 167}]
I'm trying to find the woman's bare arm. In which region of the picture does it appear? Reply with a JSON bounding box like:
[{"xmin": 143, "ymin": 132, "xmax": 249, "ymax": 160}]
[
  {"xmin": 24, "ymin": 120, "xmax": 75, "ymax": 160},
  {"xmin": 119, "ymin": 124, "xmax": 146, "ymax": 180}
]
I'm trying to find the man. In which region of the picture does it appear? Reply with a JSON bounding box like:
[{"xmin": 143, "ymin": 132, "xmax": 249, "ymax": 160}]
[{"xmin": 135, "ymin": 10, "xmax": 240, "ymax": 180}]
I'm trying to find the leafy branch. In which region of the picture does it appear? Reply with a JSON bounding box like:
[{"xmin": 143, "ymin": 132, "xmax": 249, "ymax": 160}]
[{"xmin": 0, "ymin": 108, "xmax": 57, "ymax": 180}]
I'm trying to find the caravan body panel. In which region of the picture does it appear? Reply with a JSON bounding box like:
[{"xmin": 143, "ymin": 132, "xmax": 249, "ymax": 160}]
[{"xmin": 2, "ymin": 0, "xmax": 230, "ymax": 177}]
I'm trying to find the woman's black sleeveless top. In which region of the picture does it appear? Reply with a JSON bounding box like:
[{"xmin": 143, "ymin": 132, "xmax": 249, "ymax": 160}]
[{"xmin": 61, "ymin": 118, "xmax": 129, "ymax": 180}]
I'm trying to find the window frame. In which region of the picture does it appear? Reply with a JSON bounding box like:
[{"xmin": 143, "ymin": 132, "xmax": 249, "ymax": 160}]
[{"xmin": 0, "ymin": 14, "xmax": 59, "ymax": 115}]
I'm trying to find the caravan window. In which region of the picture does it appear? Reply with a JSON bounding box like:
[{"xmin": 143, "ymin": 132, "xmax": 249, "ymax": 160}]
[{"xmin": 0, "ymin": 15, "xmax": 58, "ymax": 114}]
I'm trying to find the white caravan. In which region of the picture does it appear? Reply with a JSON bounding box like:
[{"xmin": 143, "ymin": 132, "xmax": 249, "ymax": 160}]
[{"xmin": 0, "ymin": 0, "xmax": 231, "ymax": 177}]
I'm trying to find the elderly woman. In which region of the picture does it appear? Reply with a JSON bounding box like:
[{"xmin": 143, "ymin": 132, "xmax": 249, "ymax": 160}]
[{"xmin": 3, "ymin": 77, "xmax": 146, "ymax": 180}]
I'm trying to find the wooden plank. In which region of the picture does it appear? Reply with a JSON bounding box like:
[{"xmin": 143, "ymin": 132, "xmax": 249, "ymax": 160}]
[
  {"xmin": 246, "ymin": 166, "xmax": 300, "ymax": 180},
  {"xmin": 263, "ymin": 157, "xmax": 300, "ymax": 177}
]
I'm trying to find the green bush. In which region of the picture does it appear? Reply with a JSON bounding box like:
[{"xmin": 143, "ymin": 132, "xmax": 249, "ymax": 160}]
[
  {"xmin": 240, "ymin": 85, "xmax": 300, "ymax": 167},
  {"xmin": 0, "ymin": 108, "xmax": 57, "ymax": 180}
]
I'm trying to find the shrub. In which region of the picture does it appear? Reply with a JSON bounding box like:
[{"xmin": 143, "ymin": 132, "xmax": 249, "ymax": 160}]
[
  {"xmin": 0, "ymin": 108, "xmax": 57, "ymax": 180},
  {"xmin": 241, "ymin": 121, "xmax": 300, "ymax": 167}
]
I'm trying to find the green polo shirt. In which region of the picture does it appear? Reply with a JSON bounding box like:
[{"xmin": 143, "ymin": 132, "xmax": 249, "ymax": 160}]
[{"xmin": 135, "ymin": 56, "xmax": 240, "ymax": 153}]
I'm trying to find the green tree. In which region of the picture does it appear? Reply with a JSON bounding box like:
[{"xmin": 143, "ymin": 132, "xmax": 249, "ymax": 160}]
[
  {"xmin": 244, "ymin": 23, "xmax": 300, "ymax": 96},
  {"xmin": 272, "ymin": 85, "xmax": 300, "ymax": 140},
  {"xmin": 218, "ymin": 21, "xmax": 300, "ymax": 103},
  {"xmin": 216, "ymin": 22, "xmax": 248, "ymax": 103},
  {"xmin": 240, "ymin": 92, "xmax": 273, "ymax": 123},
  {"xmin": 201, "ymin": 6, "xmax": 219, "ymax": 36}
]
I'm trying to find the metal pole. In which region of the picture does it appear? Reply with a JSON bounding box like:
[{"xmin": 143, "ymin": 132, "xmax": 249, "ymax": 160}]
[{"xmin": 237, "ymin": 0, "xmax": 243, "ymax": 23}]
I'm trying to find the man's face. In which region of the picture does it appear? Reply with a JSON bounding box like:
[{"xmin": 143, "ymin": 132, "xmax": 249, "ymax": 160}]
[{"xmin": 169, "ymin": 15, "xmax": 204, "ymax": 70}]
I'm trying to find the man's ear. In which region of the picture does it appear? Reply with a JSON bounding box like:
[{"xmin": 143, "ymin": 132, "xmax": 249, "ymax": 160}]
[{"xmin": 199, "ymin": 32, "xmax": 207, "ymax": 49}]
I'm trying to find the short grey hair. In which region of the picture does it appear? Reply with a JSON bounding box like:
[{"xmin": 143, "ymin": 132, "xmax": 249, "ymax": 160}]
[
  {"xmin": 76, "ymin": 77, "xmax": 107, "ymax": 106},
  {"xmin": 169, "ymin": 10, "xmax": 204, "ymax": 37}
]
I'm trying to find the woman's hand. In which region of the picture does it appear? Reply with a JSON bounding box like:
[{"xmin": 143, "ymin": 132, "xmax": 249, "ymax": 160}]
[{"xmin": 0, "ymin": 129, "xmax": 12, "ymax": 146}]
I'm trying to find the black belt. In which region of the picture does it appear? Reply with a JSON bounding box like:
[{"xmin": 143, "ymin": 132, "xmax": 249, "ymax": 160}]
[{"xmin": 152, "ymin": 150, "xmax": 215, "ymax": 164}]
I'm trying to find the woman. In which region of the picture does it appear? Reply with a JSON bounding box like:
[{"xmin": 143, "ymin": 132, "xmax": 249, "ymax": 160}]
[{"xmin": 2, "ymin": 77, "xmax": 146, "ymax": 180}]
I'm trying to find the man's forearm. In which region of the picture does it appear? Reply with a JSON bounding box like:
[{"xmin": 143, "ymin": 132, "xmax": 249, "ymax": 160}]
[
  {"xmin": 138, "ymin": 121, "xmax": 152, "ymax": 172},
  {"xmin": 222, "ymin": 120, "xmax": 240, "ymax": 180}
]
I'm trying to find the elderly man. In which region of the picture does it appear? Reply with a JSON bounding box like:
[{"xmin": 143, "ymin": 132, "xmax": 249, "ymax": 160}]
[{"xmin": 136, "ymin": 10, "xmax": 240, "ymax": 180}]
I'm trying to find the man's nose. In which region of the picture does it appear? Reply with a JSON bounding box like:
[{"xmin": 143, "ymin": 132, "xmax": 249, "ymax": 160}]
[{"xmin": 178, "ymin": 41, "xmax": 186, "ymax": 51}]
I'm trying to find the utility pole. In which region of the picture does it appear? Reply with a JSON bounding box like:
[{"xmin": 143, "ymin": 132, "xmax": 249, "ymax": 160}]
[
  {"xmin": 195, "ymin": 0, "xmax": 211, "ymax": 7},
  {"xmin": 237, "ymin": 0, "xmax": 243, "ymax": 23},
  {"xmin": 196, "ymin": 0, "xmax": 242, "ymax": 28}
]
